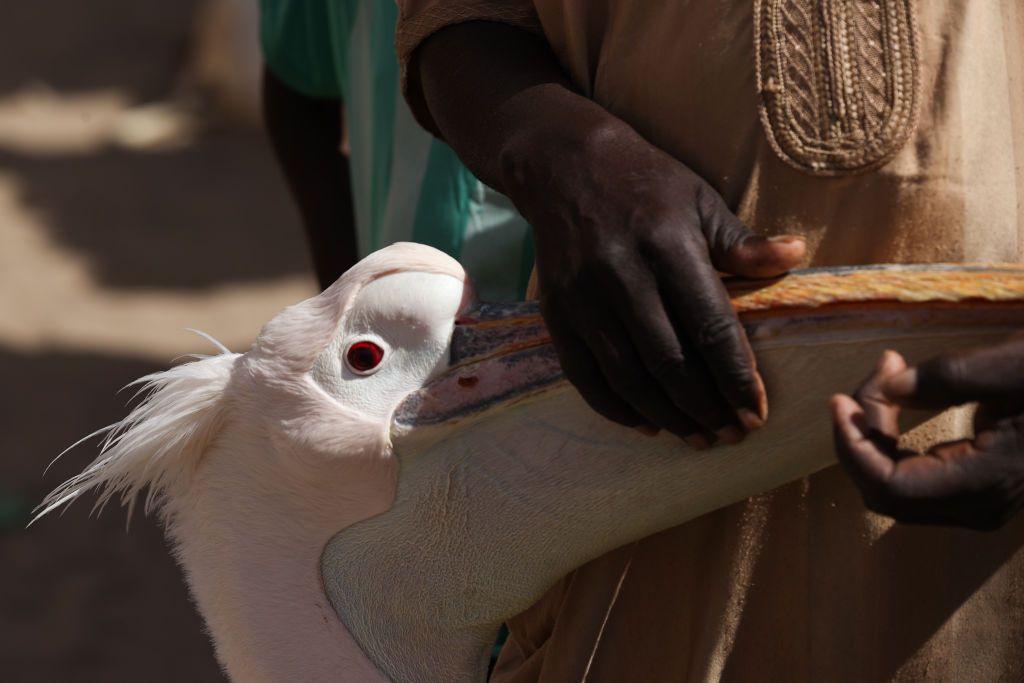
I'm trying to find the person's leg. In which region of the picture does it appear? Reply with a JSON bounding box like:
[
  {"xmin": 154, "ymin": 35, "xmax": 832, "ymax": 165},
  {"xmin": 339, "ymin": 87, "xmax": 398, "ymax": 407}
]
[{"xmin": 261, "ymin": 66, "xmax": 357, "ymax": 290}]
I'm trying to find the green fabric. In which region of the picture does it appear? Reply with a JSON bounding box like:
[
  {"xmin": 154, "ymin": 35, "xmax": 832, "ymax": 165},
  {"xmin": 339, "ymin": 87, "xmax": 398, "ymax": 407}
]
[
  {"xmin": 357, "ymin": 4, "xmax": 399, "ymax": 253},
  {"xmin": 259, "ymin": 0, "xmax": 343, "ymax": 99},
  {"xmin": 411, "ymin": 143, "xmax": 474, "ymax": 256},
  {"xmin": 259, "ymin": 0, "xmax": 534, "ymax": 300}
]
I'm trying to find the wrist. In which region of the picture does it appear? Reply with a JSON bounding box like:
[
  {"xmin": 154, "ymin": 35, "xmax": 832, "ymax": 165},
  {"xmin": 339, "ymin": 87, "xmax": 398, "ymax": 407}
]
[{"xmin": 496, "ymin": 97, "xmax": 637, "ymax": 206}]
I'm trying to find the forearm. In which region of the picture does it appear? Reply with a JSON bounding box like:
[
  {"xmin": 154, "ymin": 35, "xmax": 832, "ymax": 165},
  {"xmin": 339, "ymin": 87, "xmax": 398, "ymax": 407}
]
[
  {"xmin": 262, "ymin": 67, "xmax": 358, "ymax": 290},
  {"xmin": 415, "ymin": 21, "xmax": 635, "ymax": 197}
]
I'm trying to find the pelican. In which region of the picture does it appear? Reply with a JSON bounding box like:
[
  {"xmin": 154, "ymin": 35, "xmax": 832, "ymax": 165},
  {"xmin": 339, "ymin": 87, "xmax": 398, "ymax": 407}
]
[{"xmin": 37, "ymin": 243, "xmax": 1024, "ymax": 681}]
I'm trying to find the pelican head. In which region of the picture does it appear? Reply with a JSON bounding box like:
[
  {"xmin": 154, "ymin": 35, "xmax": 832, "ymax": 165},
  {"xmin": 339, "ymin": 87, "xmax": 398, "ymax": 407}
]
[{"xmin": 38, "ymin": 244, "xmax": 1024, "ymax": 682}]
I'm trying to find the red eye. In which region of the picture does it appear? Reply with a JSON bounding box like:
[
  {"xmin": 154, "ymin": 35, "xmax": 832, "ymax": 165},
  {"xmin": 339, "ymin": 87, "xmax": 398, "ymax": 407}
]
[{"xmin": 346, "ymin": 341, "xmax": 384, "ymax": 374}]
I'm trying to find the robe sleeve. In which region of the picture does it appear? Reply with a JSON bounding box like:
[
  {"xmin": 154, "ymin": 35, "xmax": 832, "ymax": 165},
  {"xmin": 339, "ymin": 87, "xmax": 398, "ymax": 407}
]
[{"xmin": 395, "ymin": 0, "xmax": 543, "ymax": 135}]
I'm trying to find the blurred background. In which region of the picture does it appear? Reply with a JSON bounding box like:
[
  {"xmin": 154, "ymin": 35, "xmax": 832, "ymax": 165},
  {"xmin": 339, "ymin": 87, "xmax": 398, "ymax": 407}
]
[{"xmin": 0, "ymin": 2, "xmax": 317, "ymax": 679}]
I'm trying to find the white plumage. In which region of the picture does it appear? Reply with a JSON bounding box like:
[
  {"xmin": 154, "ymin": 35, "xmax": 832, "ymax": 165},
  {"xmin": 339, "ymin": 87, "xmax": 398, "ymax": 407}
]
[{"xmin": 36, "ymin": 245, "xmax": 1024, "ymax": 682}]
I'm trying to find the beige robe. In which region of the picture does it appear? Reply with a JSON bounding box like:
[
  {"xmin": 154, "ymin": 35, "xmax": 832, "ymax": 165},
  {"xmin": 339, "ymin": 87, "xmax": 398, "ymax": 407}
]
[{"xmin": 397, "ymin": 1, "xmax": 1024, "ymax": 679}]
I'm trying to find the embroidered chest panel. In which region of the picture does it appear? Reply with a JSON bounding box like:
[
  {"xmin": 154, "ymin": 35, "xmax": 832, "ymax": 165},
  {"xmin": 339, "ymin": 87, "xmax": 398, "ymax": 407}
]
[{"xmin": 754, "ymin": 0, "xmax": 921, "ymax": 175}]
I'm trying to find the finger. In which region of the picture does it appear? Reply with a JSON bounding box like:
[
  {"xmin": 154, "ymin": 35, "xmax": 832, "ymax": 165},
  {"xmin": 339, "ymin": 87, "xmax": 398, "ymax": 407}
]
[
  {"xmin": 605, "ymin": 269, "xmax": 745, "ymax": 442},
  {"xmin": 905, "ymin": 440, "xmax": 1013, "ymax": 528},
  {"xmin": 542, "ymin": 308, "xmax": 650, "ymax": 431},
  {"xmin": 830, "ymin": 393, "xmax": 897, "ymax": 485},
  {"xmin": 694, "ymin": 186, "xmax": 805, "ymax": 277},
  {"xmin": 579, "ymin": 311, "xmax": 711, "ymax": 447},
  {"xmin": 852, "ymin": 350, "xmax": 906, "ymax": 438},
  {"xmin": 656, "ymin": 244, "xmax": 766, "ymax": 426},
  {"xmin": 883, "ymin": 337, "xmax": 1024, "ymax": 409},
  {"xmin": 972, "ymin": 403, "xmax": 1024, "ymax": 438},
  {"xmin": 926, "ymin": 438, "xmax": 980, "ymax": 468}
]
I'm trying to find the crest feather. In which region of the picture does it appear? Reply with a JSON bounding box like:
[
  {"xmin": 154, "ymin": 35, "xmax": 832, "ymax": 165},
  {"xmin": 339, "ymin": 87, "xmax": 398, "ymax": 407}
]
[{"xmin": 33, "ymin": 348, "xmax": 239, "ymax": 524}]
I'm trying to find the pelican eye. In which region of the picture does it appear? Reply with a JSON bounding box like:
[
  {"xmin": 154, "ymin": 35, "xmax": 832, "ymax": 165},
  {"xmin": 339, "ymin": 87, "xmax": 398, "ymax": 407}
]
[{"xmin": 345, "ymin": 340, "xmax": 385, "ymax": 375}]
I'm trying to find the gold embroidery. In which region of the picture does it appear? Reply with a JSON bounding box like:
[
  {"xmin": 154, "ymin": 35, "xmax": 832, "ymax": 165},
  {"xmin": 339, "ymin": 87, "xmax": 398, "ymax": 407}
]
[{"xmin": 754, "ymin": 0, "xmax": 921, "ymax": 175}]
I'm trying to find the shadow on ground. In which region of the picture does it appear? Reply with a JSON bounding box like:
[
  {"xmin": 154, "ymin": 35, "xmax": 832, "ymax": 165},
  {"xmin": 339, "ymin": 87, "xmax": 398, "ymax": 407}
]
[
  {"xmin": 0, "ymin": 347, "xmax": 224, "ymax": 681},
  {"xmin": 0, "ymin": 3, "xmax": 312, "ymax": 678},
  {"xmin": 0, "ymin": 1, "xmax": 202, "ymax": 101},
  {"xmin": 1, "ymin": 0, "xmax": 311, "ymax": 291},
  {"xmin": 0, "ymin": 126, "xmax": 312, "ymax": 290}
]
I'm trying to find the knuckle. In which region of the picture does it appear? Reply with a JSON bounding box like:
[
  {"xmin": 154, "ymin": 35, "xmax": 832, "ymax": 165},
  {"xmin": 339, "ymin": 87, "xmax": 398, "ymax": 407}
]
[
  {"xmin": 694, "ymin": 186, "xmax": 746, "ymax": 242},
  {"xmin": 718, "ymin": 363, "xmax": 758, "ymax": 395},
  {"xmin": 640, "ymin": 222, "xmax": 686, "ymax": 255},
  {"xmin": 852, "ymin": 384, "xmax": 871, "ymax": 405},
  {"xmin": 578, "ymin": 256, "xmax": 625, "ymax": 289},
  {"xmin": 693, "ymin": 315, "xmax": 741, "ymax": 352},
  {"xmin": 637, "ymin": 234, "xmax": 667, "ymax": 263},
  {"xmin": 691, "ymin": 323, "xmax": 757, "ymax": 394},
  {"xmin": 644, "ymin": 355, "xmax": 725, "ymax": 424},
  {"xmin": 648, "ymin": 350, "xmax": 690, "ymax": 380},
  {"xmin": 851, "ymin": 382, "xmax": 885, "ymax": 410},
  {"xmin": 693, "ymin": 182, "xmax": 722, "ymax": 220},
  {"xmin": 586, "ymin": 233, "xmax": 632, "ymax": 265},
  {"xmin": 646, "ymin": 225, "xmax": 703, "ymax": 263}
]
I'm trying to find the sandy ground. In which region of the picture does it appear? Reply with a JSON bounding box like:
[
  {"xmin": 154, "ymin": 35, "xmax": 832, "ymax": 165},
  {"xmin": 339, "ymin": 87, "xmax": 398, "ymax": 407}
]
[{"xmin": 0, "ymin": 2, "xmax": 317, "ymax": 679}]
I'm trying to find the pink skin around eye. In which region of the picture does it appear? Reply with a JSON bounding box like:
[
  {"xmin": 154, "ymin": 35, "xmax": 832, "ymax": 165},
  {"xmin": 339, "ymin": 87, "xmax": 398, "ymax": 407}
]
[{"xmin": 347, "ymin": 341, "xmax": 384, "ymax": 373}]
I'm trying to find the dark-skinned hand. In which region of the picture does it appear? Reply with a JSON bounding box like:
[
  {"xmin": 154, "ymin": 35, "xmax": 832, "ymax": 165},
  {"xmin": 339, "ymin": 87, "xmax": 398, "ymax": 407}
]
[
  {"xmin": 831, "ymin": 337, "xmax": 1024, "ymax": 531},
  {"xmin": 415, "ymin": 21, "xmax": 805, "ymax": 446},
  {"xmin": 509, "ymin": 125, "xmax": 805, "ymax": 447}
]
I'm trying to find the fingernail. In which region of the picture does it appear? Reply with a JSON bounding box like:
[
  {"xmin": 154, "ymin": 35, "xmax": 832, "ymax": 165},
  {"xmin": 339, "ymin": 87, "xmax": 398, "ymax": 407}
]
[
  {"xmin": 882, "ymin": 368, "xmax": 917, "ymax": 398},
  {"xmin": 754, "ymin": 374, "xmax": 769, "ymax": 421},
  {"xmin": 878, "ymin": 349, "xmax": 907, "ymax": 374},
  {"xmin": 715, "ymin": 425, "xmax": 745, "ymax": 445},
  {"xmin": 634, "ymin": 424, "xmax": 660, "ymax": 437},
  {"xmin": 685, "ymin": 434, "xmax": 712, "ymax": 450},
  {"xmin": 768, "ymin": 235, "xmax": 806, "ymax": 245},
  {"xmin": 738, "ymin": 409, "xmax": 764, "ymax": 430}
]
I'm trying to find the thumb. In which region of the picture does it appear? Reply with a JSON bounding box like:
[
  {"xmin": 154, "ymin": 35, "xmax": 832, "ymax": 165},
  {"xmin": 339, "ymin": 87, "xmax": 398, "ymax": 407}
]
[
  {"xmin": 853, "ymin": 349, "xmax": 907, "ymax": 438},
  {"xmin": 883, "ymin": 337, "xmax": 1024, "ymax": 410},
  {"xmin": 830, "ymin": 393, "xmax": 897, "ymax": 484},
  {"xmin": 697, "ymin": 192, "xmax": 805, "ymax": 277},
  {"xmin": 721, "ymin": 233, "xmax": 807, "ymax": 279}
]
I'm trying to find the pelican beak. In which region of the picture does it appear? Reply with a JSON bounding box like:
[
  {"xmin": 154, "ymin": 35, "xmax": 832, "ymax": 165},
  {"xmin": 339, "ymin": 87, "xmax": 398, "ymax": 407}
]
[
  {"xmin": 450, "ymin": 302, "xmax": 549, "ymax": 365},
  {"xmin": 393, "ymin": 302, "xmax": 564, "ymax": 429}
]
